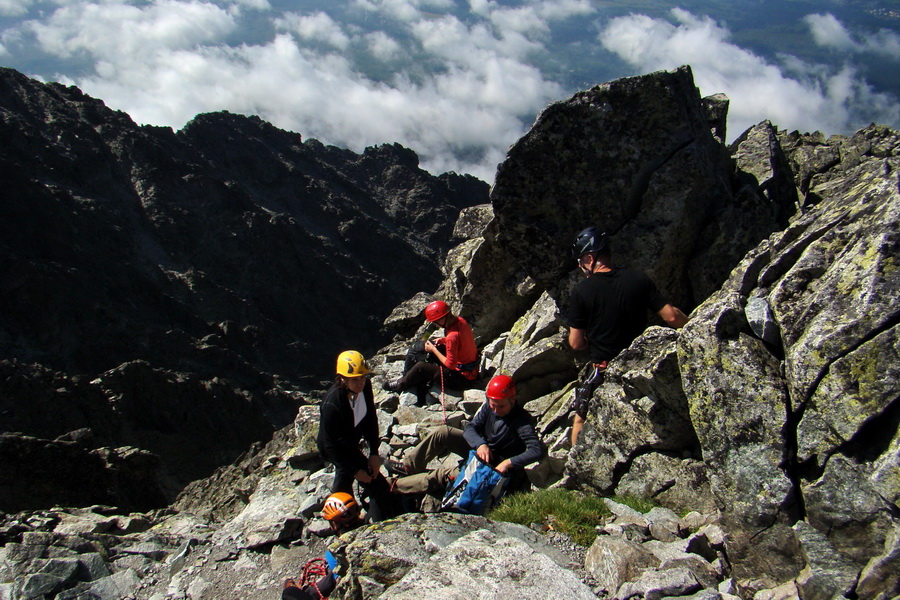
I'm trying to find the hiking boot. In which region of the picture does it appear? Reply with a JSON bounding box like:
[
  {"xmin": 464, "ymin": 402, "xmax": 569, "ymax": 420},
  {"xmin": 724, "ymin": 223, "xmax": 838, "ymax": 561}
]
[
  {"xmin": 384, "ymin": 458, "xmax": 411, "ymax": 477},
  {"xmin": 383, "ymin": 378, "xmax": 403, "ymax": 392}
]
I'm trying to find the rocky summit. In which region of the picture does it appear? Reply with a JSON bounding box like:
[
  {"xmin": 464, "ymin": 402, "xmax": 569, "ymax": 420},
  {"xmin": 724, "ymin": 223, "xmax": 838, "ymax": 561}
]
[{"xmin": 1, "ymin": 64, "xmax": 898, "ymax": 600}]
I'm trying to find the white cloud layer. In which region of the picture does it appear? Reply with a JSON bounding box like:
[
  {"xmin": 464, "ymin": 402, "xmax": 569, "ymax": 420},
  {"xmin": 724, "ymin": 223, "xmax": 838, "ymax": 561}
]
[
  {"xmin": 27, "ymin": 0, "xmax": 236, "ymax": 58},
  {"xmin": 599, "ymin": 9, "xmax": 900, "ymax": 141},
  {"xmin": 805, "ymin": 13, "xmax": 900, "ymax": 60},
  {"xmin": 12, "ymin": 0, "xmax": 586, "ymax": 181},
  {"xmin": 0, "ymin": 0, "xmax": 30, "ymax": 18},
  {"xmin": 275, "ymin": 12, "xmax": 351, "ymax": 50},
  {"xmin": 2, "ymin": 2, "xmax": 898, "ymax": 181}
]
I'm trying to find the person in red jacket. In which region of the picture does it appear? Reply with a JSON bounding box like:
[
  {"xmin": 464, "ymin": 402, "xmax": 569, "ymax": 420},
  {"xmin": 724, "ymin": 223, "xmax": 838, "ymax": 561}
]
[{"xmin": 383, "ymin": 300, "xmax": 478, "ymax": 403}]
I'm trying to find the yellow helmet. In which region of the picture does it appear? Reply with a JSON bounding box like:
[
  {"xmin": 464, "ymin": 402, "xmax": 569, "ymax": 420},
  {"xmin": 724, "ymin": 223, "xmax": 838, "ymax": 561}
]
[{"xmin": 336, "ymin": 350, "xmax": 369, "ymax": 377}]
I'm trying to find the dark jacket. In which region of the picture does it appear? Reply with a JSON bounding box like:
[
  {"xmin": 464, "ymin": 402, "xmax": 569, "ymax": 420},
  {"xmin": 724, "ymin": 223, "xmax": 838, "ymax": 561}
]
[
  {"xmin": 316, "ymin": 379, "xmax": 379, "ymax": 474},
  {"xmin": 567, "ymin": 267, "xmax": 667, "ymax": 363},
  {"xmin": 463, "ymin": 402, "xmax": 544, "ymax": 469}
]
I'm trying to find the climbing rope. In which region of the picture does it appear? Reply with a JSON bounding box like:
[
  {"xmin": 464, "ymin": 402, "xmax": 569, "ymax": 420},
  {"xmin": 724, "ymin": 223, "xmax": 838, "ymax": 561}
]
[
  {"xmin": 439, "ymin": 366, "xmax": 447, "ymax": 425},
  {"xmin": 283, "ymin": 557, "xmax": 329, "ymax": 599}
]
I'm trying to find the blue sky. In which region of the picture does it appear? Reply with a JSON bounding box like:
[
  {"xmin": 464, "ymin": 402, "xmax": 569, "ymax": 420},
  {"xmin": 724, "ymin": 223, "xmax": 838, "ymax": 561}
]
[{"xmin": 2, "ymin": 0, "xmax": 899, "ymax": 182}]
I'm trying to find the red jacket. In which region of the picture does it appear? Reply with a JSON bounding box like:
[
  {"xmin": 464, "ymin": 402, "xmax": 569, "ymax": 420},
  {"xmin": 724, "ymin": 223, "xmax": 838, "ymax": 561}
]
[{"xmin": 436, "ymin": 316, "xmax": 478, "ymax": 380}]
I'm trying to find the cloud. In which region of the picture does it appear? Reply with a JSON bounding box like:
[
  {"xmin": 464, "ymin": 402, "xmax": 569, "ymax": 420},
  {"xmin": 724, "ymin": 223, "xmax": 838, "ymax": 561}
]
[
  {"xmin": 804, "ymin": 13, "xmax": 900, "ymax": 60},
  {"xmin": 30, "ymin": 0, "xmax": 563, "ymax": 182},
  {"xmin": 26, "ymin": 0, "xmax": 236, "ymax": 59},
  {"xmin": 227, "ymin": 0, "xmax": 271, "ymax": 9},
  {"xmin": 275, "ymin": 11, "xmax": 351, "ymax": 50},
  {"xmin": 363, "ymin": 30, "xmax": 402, "ymax": 62},
  {"xmin": 352, "ymin": 0, "xmax": 452, "ymax": 23},
  {"xmin": 0, "ymin": 0, "xmax": 30, "ymax": 18},
  {"xmin": 533, "ymin": 0, "xmax": 595, "ymax": 21},
  {"xmin": 599, "ymin": 8, "xmax": 900, "ymax": 140},
  {"xmin": 804, "ymin": 13, "xmax": 856, "ymax": 51},
  {"xmin": 14, "ymin": 0, "xmax": 893, "ymax": 184}
]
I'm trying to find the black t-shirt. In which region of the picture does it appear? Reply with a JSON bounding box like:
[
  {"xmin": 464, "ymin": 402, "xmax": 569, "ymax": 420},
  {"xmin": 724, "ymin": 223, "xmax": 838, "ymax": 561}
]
[{"xmin": 567, "ymin": 268, "xmax": 667, "ymax": 363}]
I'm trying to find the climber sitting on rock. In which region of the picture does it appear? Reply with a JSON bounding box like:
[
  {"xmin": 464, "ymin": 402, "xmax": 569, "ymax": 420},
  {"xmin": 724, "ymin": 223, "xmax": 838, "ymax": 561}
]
[
  {"xmin": 384, "ymin": 374, "xmax": 544, "ymax": 499},
  {"xmin": 383, "ymin": 300, "xmax": 479, "ymax": 404}
]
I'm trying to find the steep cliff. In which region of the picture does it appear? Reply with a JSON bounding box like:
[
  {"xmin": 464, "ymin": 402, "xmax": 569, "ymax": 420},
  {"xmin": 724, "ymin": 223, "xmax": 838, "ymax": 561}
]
[
  {"xmin": 0, "ymin": 67, "xmax": 488, "ymax": 507},
  {"xmin": 430, "ymin": 68, "xmax": 897, "ymax": 597}
]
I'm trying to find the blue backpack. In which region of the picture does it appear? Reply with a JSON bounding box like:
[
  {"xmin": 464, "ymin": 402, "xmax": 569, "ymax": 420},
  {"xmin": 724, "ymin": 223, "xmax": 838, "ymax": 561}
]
[{"xmin": 440, "ymin": 450, "xmax": 509, "ymax": 515}]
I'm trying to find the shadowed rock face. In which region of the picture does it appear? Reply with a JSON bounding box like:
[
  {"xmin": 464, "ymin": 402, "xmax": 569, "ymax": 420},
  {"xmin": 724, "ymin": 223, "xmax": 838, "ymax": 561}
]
[
  {"xmin": 0, "ymin": 67, "xmax": 487, "ymax": 384},
  {"xmin": 0, "ymin": 66, "xmax": 488, "ymax": 509}
]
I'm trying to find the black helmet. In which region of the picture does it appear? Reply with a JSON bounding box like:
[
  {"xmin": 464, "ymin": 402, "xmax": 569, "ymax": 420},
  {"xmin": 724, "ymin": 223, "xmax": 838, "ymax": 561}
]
[{"xmin": 571, "ymin": 226, "xmax": 609, "ymax": 258}]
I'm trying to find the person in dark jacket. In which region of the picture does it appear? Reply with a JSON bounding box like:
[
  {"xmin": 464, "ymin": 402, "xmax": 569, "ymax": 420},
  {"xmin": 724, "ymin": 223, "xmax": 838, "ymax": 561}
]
[
  {"xmin": 386, "ymin": 374, "xmax": 543, "ymax": 496},
  {"xmin": 316, "ymin": 350, "xmax": 393, "ymax": 523},
  {"xmin": 567, "ymin": 226, "xmax": 689, "ymax": 445}
]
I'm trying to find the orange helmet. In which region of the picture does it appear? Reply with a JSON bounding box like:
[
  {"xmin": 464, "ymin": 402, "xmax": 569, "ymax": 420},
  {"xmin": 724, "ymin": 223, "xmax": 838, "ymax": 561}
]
[
  {"xmin": 322, "ymin": 492, "xmax": 360, "ymax": 526},
  {"xmin": 486, "ymin": 374, "xmax": 516, "ymax": 401},
  {"xmin": 424, "ymin": 300, "xmax": 450, "ymax": 322}
]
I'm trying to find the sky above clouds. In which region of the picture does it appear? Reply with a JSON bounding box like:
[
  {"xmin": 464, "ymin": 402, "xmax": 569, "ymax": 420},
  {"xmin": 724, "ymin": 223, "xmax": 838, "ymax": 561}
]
[{"xmin": 2, "ymin": 0, "xmax": 899, "ymax": 183}]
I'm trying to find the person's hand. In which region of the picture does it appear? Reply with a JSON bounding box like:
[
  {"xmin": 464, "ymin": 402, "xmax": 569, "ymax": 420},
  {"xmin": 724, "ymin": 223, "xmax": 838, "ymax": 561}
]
[
  {"xmin": 424, "ymin": 340, "xmax": 436, "ymax": 353},
  {"xmin": 495, "ymin": 459, "xmax": 513, "ymax": 474},
  {"xmin": 368, "ymin": 455, "xmax": 382, "ymax": 476},
  {"xmin": 355, "ymin": 469, "xmax": 373, "ymax": 484},
  {"xmin": 476, "ymin": 444, "xmax": 493, "ymax": 464}
]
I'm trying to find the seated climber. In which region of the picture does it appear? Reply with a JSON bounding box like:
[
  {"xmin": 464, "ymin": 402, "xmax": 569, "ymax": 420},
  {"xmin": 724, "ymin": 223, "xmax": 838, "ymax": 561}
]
[
  {"xmin": 383, "ymin": 300, "xmax": 479, "ymax": 404},
  {"xmin": 385, "ymin": 374, "xmax": 544, "ymax": 498}
]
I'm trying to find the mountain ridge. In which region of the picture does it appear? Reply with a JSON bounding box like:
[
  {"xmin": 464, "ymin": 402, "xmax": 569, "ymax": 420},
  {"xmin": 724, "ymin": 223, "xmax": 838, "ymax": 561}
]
[{"xmin": 0, "ymin": 65, "xmax": 489, "ymax": 503}]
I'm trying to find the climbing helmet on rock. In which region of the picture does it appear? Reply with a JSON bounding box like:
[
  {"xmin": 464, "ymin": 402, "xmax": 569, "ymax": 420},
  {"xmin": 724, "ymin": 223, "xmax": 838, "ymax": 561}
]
[{"xmin": 322, "ymin": 492, "xmax": 359, "ymax": 524}]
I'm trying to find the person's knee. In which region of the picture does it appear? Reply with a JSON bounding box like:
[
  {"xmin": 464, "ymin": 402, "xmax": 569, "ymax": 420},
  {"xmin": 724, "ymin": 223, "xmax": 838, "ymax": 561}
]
[{"xmin": 434, "ymin": 424, "xmax": 456, "ymax": 439}]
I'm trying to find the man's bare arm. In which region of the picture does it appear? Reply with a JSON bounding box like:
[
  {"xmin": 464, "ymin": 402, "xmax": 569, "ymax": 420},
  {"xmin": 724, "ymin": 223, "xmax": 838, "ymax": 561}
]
[
  {"xmin": 568, "ymin": 327, "xmax": 588, "ymax": 350},
  {"xmin": 658, "ymin": 304, "xmax": 689, "ymax": 329}
]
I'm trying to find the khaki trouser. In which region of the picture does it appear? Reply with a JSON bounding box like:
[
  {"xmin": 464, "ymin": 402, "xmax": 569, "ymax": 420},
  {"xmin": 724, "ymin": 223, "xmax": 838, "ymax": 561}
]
[{"xmin": 393, "ymin": 425, "xmax": 470, "ymax": 495}]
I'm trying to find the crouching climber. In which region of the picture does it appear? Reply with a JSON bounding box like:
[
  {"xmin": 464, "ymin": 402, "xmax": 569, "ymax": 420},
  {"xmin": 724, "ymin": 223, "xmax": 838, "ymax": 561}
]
[
  {"xmin": 385, "ymin": 374, "xmax": 544, "ymax": 500},
  {"xmin": 383, "ymin": 300, "xmax": 479, "ymax": 404},
  {"xmin": 316, "ymin": 350, "xmax": 395, "ymax": 523}
]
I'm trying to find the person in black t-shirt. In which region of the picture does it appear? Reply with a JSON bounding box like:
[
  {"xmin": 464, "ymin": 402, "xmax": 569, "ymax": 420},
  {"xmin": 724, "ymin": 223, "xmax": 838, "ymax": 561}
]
[{"xmin": 567, "ymin": 227, "xmax": 689, "ymax": 445}]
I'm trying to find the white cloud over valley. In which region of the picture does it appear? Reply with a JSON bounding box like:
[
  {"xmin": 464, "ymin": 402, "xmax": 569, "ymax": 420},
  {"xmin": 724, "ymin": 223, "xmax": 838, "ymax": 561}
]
[
  {"xmin": 1, "ymin": 1, "xmax": 898, "ymax": 182},
  {"xmin": 599, "ymin": 9, "xmax": 900, "ymax": 142},
  {"xmin": 805, "ymin": 13, "xmax": 900, "ymax": 60}
]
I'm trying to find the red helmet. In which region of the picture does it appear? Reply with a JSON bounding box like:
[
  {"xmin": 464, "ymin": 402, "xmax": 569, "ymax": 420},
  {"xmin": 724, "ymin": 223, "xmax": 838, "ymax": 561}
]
[
  {"xmin": 486, "ymin": 374, "xmax": 516, "ymax": 401},
  {"xmin": 424, "ymin": 300, "xmax": 450, "ymax": 322}
]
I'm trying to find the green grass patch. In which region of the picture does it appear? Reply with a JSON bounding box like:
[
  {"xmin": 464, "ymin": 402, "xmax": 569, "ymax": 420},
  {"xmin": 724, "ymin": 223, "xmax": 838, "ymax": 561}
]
[
  {"xmin": 488, "ymin": 489, "xmax": 661, "ymax": 547},
  {"xmin": 488, "ymin": 488, "xmax": 610, "ymax": 546},
  {"xmin": 612, "ymin": 495, "xmax": 657, "ymax": 515}
]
